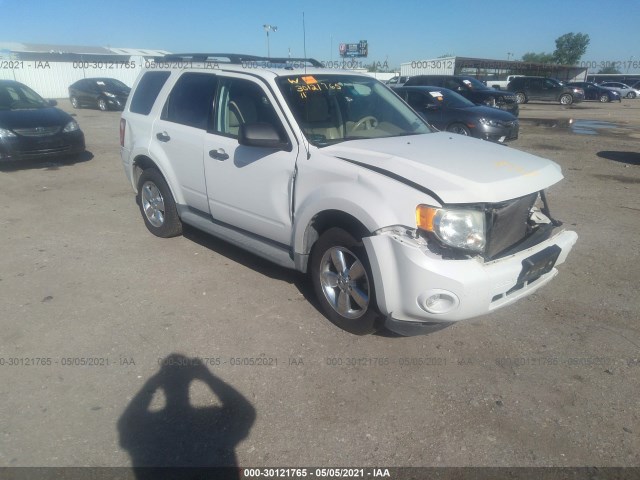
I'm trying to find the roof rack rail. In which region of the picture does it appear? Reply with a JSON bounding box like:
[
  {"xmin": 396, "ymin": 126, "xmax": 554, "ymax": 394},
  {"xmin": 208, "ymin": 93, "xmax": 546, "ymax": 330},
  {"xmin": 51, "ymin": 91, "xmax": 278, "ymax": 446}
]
[{"xmin": 161, "ymin": 53, "xmax": 323, "ymax": 68}]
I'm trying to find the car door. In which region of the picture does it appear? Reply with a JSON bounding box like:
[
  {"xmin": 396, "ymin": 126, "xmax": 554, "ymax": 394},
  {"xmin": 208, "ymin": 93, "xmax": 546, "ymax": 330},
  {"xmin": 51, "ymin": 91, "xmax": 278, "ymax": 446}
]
[
  {"xmin": 151, "ymin": 72, "xmax": 219, "ymax": 213},
  {"xmin": 78, "ymin": 80, "xmax": 94, "ymax": 106},
  {"xmin": 541, "ymin": 79, "xmax": 560, "ymax": 101},
  {"xmin": 404, "ymin": 90, "xmax": 443, "ymax": 129},
  {"xmin": 203, "ymin": 75, "xmax": 298, "ymax": 245}
]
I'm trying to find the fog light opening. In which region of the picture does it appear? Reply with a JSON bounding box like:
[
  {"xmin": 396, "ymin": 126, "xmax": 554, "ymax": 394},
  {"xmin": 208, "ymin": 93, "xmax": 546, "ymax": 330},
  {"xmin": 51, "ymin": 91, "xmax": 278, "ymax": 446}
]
[{"xmin": 418, "ymin": 289, "xmax": 460, "ymax": 314}]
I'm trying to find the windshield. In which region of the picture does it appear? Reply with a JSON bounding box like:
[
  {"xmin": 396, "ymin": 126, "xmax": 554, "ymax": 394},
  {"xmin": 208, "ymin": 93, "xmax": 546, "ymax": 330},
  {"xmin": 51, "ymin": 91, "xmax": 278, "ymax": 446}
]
[
  {"xmin": 96, "ymin": 79, "xmax": 129, "ymax": 91},
  {"xmin": 459, "ymin": 77, "xmax": 490, "ymax": 90},
  {"xmin": 433, "ymin": 89, "xmax": 476, "ymax": 108},
  {"xmin": 0, "ymin": 82, "xmax": 49, "ymax": 110},
  {"xmin": 276, "ymin": 74, "xmax": 432, "ymax": 147}
]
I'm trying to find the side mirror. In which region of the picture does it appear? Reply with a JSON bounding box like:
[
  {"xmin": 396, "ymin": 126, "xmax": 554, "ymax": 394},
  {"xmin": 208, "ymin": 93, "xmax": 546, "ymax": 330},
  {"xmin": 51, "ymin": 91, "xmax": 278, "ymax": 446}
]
[
  {"xmin": 48, "ymin": 99, "xmax": 58, "ymax": 106},
  {"xmin": 238, "ymin": 123, "xmax": 288, "ymax": 150}
]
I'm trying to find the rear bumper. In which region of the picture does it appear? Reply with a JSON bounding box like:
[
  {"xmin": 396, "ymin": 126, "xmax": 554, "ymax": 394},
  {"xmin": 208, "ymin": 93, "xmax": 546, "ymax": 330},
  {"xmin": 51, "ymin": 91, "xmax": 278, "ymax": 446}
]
[{"xmin": 364, "ymin": 228, "xmax": 578, "ymax": 335}]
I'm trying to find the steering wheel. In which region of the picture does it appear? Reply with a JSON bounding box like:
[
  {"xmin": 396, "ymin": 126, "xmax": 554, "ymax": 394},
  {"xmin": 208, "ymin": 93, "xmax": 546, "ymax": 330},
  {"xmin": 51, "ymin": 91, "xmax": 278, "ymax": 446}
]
[{"xmin": 350, "ymin": 116, "xmax": 378, "ymax": 132}]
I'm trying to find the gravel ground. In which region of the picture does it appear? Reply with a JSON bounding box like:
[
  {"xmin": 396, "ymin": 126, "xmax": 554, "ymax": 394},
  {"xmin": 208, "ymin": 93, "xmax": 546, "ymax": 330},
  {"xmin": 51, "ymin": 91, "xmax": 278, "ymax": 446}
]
[{"xmin": 0, "ymin": 98, "xmax": 638, "ymax": 471}]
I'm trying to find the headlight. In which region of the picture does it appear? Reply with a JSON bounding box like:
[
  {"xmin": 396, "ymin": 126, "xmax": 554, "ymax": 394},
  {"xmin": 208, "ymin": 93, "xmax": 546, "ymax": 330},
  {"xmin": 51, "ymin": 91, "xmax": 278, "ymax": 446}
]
[
  {"xmin": 104, "ymin": 92, "xmax": 116, "ymax": 98},
  {"xmin": 62, "ymin": 120, "xmax": 79, "ymax": 133},
  {"xmin": 479, "ymin": 117, "xmax": 500, "ymax": 127},
  {"xmin": 0, "ymin": 128, "xmax": 17, "ymax": 138},
  {"xmin": 416, "ymin": 205, "xmax": 486, "ymax": 252}
]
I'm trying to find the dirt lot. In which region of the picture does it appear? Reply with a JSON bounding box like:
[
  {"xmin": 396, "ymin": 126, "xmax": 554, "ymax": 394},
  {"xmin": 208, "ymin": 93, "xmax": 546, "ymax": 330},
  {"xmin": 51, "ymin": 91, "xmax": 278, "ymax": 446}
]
[{"xmin": 0, "ymin": 97, "xmax": 639, "ymax": 471}]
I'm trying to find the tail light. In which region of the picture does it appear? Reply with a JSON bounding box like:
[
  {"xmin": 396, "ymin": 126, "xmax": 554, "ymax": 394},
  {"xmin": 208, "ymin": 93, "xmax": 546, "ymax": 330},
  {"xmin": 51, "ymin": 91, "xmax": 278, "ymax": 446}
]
[{"xmin": 119, "ymin": 118, "xmax": 126, "ymax": 147}]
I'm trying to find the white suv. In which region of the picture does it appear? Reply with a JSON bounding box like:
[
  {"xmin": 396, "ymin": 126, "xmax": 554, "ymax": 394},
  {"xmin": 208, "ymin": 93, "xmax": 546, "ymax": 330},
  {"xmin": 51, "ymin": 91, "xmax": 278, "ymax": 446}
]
[{"xmin": 120, "ymin": 53, "xmax": 577, "ymax": 336}]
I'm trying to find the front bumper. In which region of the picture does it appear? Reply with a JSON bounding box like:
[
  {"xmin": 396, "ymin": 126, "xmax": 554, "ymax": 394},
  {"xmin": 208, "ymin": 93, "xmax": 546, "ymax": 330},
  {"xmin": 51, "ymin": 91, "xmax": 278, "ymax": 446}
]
[
  {"xmin": 475, "ymin": 122, "xmax": 519, "ymax": 143},
  {"xmin": 106, "ymin": 97, "xmax": 127, "ymax": 110},
  {"xmin": 364, "ymin": 227, "xmax": 578, "ymax": 335},
  {"xmin": 0, "ymin": 131, "xmax": 85, "ymax": 162}
]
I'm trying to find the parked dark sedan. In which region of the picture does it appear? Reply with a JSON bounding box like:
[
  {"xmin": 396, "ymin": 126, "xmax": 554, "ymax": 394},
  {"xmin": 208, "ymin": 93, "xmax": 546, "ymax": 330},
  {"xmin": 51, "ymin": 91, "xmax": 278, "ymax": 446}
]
[
  {"xmin": 403, "ymin": 75, "xmax": 519, "ymax": 116},
  {"xmin": 0, "ymin": 80, "xmax": 85, "ymax": 162},
  {"xmin": 395, "ymin": 86, "xmax": 519, "ymax": 143},
  {"xmin": 68, "ymin": 78, "xmax": 130, "ymax": 111},
  {"xmin": 567, "ymin": 82, "xmax": 621, "ymax": 102}
]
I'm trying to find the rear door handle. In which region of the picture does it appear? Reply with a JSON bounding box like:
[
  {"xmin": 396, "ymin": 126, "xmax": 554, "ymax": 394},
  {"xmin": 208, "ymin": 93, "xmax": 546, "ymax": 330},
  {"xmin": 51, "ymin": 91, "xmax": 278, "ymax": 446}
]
[
  {"xmin": 156, "ymin": 131, "xmax": 170, "ymax": 142},
  {"xmin": 209, "ymin": 148, "xmax": 229, "ymax": 161}
]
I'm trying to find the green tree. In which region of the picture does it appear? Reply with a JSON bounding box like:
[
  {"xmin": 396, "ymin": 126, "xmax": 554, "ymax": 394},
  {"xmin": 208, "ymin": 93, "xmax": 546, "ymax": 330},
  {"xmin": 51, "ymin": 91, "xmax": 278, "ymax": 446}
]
[
  {"xmin": 553, "ymin": 33, "xmax": 590, "ymax": 65},
  {"xmin": 521, "ymin": 52, "xmax": 555, "ymax": 64}
]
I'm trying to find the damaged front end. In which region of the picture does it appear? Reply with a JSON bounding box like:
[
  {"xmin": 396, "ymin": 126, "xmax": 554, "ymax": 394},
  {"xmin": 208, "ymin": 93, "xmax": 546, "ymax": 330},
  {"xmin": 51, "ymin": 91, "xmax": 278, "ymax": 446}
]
[{"xmin": 363, "ymin": 190, "xmax": 578, "ymax": 335}]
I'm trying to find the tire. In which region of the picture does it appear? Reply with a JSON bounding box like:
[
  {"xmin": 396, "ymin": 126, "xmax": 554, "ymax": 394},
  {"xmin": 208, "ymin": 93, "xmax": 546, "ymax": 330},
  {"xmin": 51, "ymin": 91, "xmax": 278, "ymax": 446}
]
[
  {"xmin": 627, "ymin": 91, "xmax": 637, "ymax": 99},
  {"xmin": 98, "ymin": 98, "xmax": 108, "ymax": 111},
  {"xmin": 446, "ymin": 123, "xmax": 471, "ymax": 136},
  {"xmin": 70, "ymin": 96, "xmax": 79, "ymax": 109},
  {"xmin": 515, "ymin": 92, "xmax": 527, "ymax": 104},
  {"xmin": 599, "ymin": 94, "xmax": 610, "ymax": 103},
  {"xmin": 559, "ymin": 94, "xmax": 573, "ymax": 105},
  {"xmin": 310, "ymin": 228, "xmax": 382, "ymax": 335},
  {"xmin": 136, "ymin": 169, "xmax": 182, "ymax": 238}
]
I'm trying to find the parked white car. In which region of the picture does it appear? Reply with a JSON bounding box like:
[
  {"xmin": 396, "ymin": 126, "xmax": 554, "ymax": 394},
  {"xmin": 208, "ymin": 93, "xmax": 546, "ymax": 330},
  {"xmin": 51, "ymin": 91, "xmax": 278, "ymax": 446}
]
[
  {"xmin": 120, "ymin": 54, "xmax": 577, "ymax": 336},
  {"xmin": 598, "ymin": 81, "xmax": 639, "ymax": 99},
  {"xmin": 487, "ymin": 75, "xmax": 524, "ymax": 90}
]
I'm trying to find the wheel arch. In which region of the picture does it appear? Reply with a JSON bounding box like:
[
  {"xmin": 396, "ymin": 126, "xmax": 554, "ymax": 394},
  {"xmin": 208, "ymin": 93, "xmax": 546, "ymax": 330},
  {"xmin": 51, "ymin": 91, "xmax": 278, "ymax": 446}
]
[{"xmin": 131, "ymin": 154, "xmax": 185, "ymax": 206}]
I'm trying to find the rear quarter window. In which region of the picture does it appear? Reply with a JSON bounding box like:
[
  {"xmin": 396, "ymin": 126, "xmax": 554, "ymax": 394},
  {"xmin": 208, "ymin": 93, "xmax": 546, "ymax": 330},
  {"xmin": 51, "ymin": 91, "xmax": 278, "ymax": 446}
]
[{"xmin": 130, "ymin": 71, "xmax": 171, "ymax": 115}]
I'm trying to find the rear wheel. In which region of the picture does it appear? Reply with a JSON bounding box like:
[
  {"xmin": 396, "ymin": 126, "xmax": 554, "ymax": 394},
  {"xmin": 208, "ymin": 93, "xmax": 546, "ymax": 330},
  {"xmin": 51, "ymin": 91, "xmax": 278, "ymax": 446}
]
[
  {"xmin": 559, "ymin": 93, "xmax": 573, "ymax": 105},
  {"xmin": 627, "ymin": 91, "xmax": 637, "ymax": 99},
  {"xmin": 599, "ymin": 94, "xmax": 610, "ymax": 103},
  {"xmin": 136, "ymin": 169, "xmax": 182, "ymax": 238},
  {"xmin": 447, "ymin": 123, "xmax": 471, "ymax": 136},
  {"xmin": 310, "ymin": 228, "xmax": 382, "ymax": 335},
  {"xmin": 98, "ymin": 98, "xmax": 108, "ymax": 111},
  {"xmin": 70, "ymin": 97, "xmax": 79, "ymax": 109}
]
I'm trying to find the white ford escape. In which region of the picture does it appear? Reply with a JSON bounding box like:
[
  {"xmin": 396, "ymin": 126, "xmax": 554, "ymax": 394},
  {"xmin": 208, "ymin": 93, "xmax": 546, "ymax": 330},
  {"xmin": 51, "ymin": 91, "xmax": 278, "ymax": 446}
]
[{"xmin": 120, "ymin": 54, "xmax": 577, "ymax": 336}]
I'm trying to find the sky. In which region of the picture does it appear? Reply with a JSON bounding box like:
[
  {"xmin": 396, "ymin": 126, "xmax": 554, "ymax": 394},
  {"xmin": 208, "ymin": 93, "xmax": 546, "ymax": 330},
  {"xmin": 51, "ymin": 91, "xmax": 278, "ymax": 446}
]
[{"xmin": 2, "ymin": 0, "xmax": 639, "ymax": 72}]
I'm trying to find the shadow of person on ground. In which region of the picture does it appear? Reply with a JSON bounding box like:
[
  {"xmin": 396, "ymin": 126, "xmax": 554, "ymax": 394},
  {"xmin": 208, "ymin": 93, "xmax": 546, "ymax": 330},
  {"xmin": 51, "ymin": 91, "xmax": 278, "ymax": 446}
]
[{"xmin": 118, "ymin": 353, "xmax": 256, "ymax": 480}]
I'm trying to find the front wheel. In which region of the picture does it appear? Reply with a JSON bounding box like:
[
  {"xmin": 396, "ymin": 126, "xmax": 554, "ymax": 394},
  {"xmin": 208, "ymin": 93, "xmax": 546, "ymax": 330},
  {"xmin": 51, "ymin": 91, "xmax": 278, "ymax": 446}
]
[
  {"xmin": 559, "ymin": 94, "xmax": 573, "ymax": 105},
  {"xmin": 136, "ymin": 169, "xmax": 182, "ymax": 238},
  {"xmin": 98, "ymin": 98, "xmax": 108, "ymax": 111},
  {"xmin": 447, "ymin": 123, "xmax": 471, "ymax": 136},
  {"xmin": 599, "ymin": 94, "xmax": 610, "ymax": 103},
  {"xmin": 70, "ymin": 97, "xmax": 79, "ymax": 109},
  {"xmin": 515, "ymin": 92, "xmax": 527, "ymax": 104},
  {"xmin": 310, "ymin": 228, "xmax": 382, "ymax": 335}
]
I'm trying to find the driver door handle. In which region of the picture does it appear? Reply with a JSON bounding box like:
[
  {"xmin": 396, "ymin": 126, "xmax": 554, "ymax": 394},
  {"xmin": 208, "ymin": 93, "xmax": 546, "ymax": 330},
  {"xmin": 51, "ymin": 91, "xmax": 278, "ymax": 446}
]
[
  {"xmin": 156, "ymin": 131, "xmax": 170, "ymax": 142},
  {"xmin": 209, "ymin": 148, "xmax": 229, "ymax": 161}
]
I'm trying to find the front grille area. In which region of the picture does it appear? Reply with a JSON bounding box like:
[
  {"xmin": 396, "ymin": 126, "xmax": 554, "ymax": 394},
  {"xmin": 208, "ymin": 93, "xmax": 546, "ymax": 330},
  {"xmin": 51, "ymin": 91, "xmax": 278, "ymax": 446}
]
[
  {"xmin": 14, "ymin": 126, "xmax": 61, "ymax": 136},
  {"xmin": 485, "ymin": 192, "xmax": 538, "ymax": 259}
]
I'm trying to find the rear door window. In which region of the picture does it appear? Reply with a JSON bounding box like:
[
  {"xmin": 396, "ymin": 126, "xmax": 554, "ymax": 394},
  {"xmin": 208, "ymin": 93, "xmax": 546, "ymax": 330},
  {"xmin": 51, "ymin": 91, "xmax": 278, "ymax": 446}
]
[{"xmin": 161, "ymin": 73, "xmax": 218, "ymax": 130}]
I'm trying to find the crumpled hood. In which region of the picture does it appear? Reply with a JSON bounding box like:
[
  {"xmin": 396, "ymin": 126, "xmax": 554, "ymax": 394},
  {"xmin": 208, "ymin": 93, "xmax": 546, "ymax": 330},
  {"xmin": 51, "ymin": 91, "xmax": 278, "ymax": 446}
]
[{"xmin": 323, "ymin": 132, "xmax": 564, "ymax": 204}]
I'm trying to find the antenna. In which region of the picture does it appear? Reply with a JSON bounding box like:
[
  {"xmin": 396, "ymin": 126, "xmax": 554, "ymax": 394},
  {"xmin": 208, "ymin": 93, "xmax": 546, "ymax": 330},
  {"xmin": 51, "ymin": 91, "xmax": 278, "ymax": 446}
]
[{"xmin": 303, "ymin": 12, "xmax": 307, "ymax": 75}]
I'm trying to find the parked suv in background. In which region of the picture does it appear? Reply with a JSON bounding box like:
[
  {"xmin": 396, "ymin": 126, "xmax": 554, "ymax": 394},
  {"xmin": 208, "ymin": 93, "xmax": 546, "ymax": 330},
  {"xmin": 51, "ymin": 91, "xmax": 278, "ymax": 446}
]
[
  {"xmin": 403, "ymin": 75, "xmax": 519, "ymax": 116},
  {"xmin": 120, "ymin": 53, "xmax": 577, "ymax": 336},
  {"xmin": 69, "ymin": 78, "xmax": 131, "ymax": 111},
  {"xmin": 507, "ymin": 76, "xmax": 584, "ymax": 105}
]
